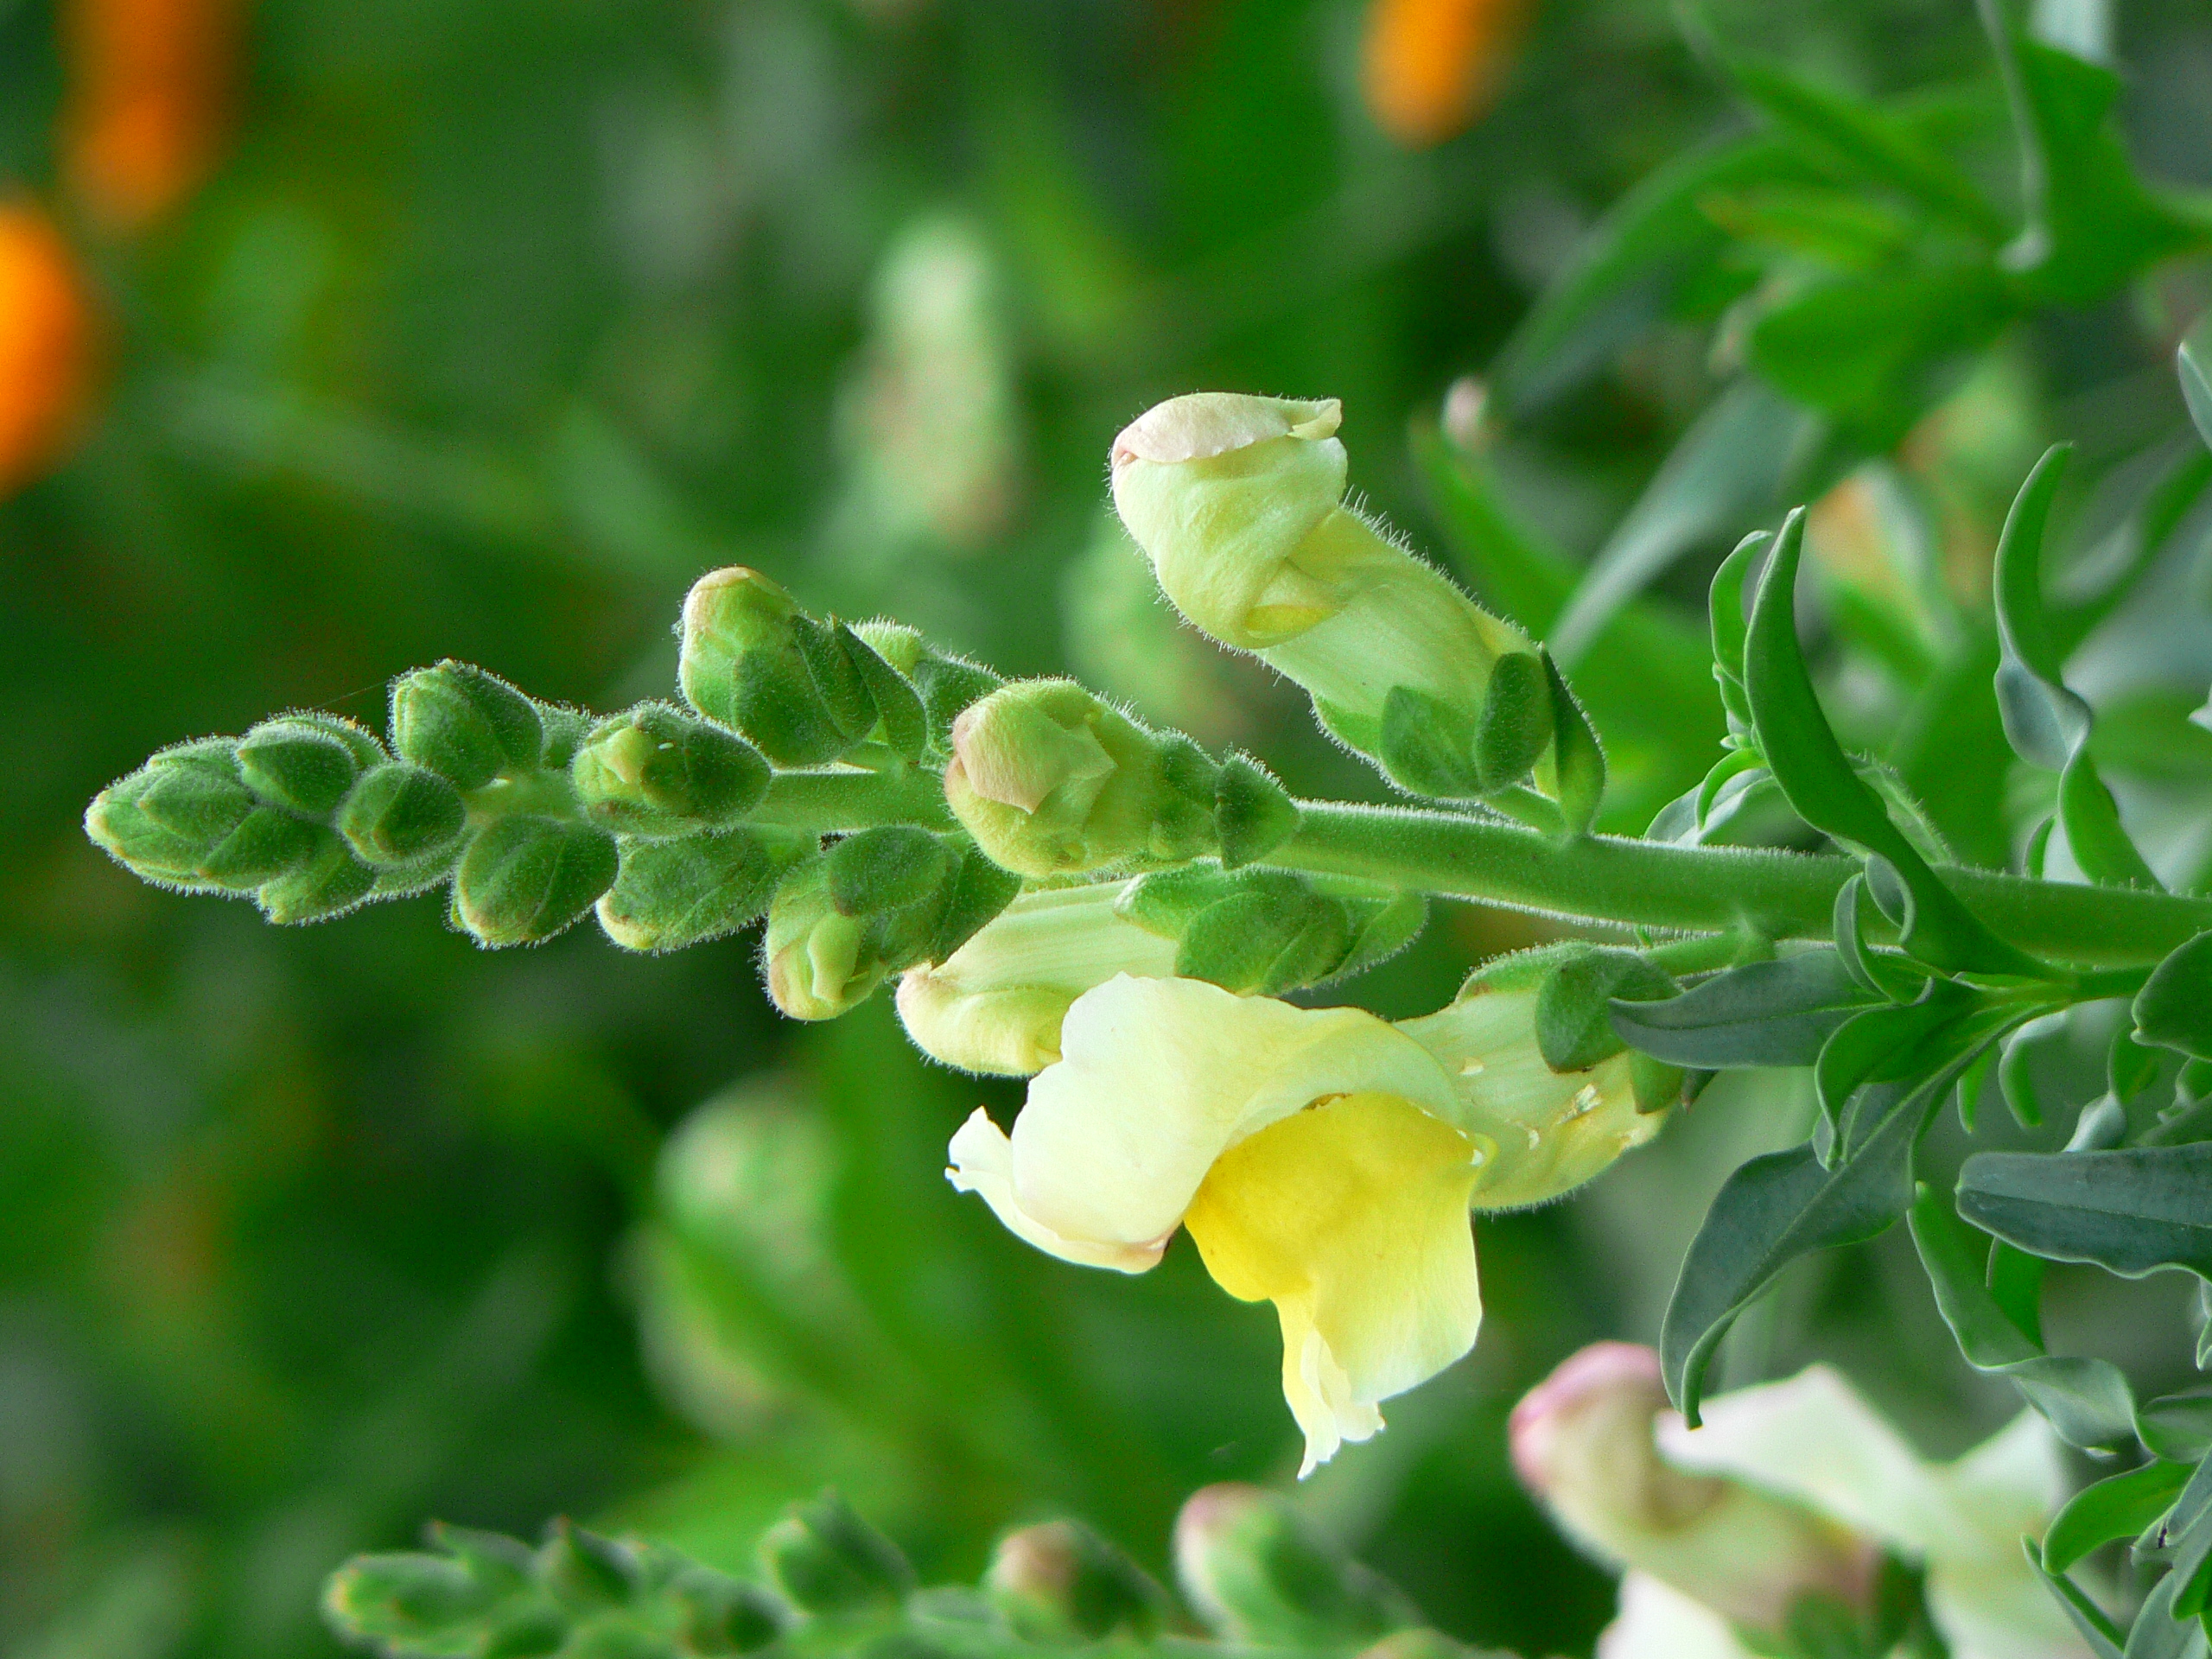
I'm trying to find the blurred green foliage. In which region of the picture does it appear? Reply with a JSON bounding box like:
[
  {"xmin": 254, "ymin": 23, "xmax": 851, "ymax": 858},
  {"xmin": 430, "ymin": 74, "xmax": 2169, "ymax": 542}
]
[{"xmin": 5, "ymin": 0, "xmax": 2212, "ymax": 1656}]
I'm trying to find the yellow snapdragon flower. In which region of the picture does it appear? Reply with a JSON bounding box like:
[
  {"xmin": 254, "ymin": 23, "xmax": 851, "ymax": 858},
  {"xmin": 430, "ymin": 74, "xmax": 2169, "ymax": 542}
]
[{"xmin": 948, "ymin": 971, "xmax": 1665, "ymax": 1474}]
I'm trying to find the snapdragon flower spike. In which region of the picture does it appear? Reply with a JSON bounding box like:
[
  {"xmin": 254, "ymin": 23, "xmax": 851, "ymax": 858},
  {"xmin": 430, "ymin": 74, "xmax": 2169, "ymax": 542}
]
[
  {"xmin": 946, "ymin": 973, "xmax": 1670, "ymax": 1474},
  {"xmin": 1110, "ymin": 394, "xmax": 1555, "ymax": 803},
  {"xmin": 1512, "ymin": 1344, "xmax": 2081, "ymax": 1659}
]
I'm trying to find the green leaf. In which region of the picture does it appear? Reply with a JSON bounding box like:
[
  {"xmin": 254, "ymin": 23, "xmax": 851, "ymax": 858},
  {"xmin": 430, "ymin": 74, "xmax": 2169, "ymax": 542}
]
[
  {"xmin": 1908, "ymin": 1185, "xmax": 2139, "ymax": 1451},
  {"xmin": 1552, "ymin": 381, "xmax": 1820, "ymax": 664},
  {"xmin": 2141, "ymin": 1391, "xmax": 2212, "ymax": 1464},
  {"xmin": 2184, "ymin": 315, "xmax": 2212, "ymax": 454},
  {"xmin": 1979, "ymin": 0, "xmax": 2207, "ymax": 305},
  {"xmin": 2138, "ymin": 934, "xmax": 2212, "ymax": 1063},
  {"xmin": 2124, "ymin": 1561, "xmax": 2205, "ymax": 1657},
  {"xmin": 1957, "ymin": 1144, "xmax": 2212, "ymax": 1281},
  {"xmin": 1832, "ymin": 873, "xmax": 1927, "ymax": 1001},
  {"xmin": 1662, "ymin": 1057, "xmax": 1963, "ymax": 1422},
  {"xmin": 2025, "ymin": 1543, "xmax": 2126, "ymax": 1659},
  {"xmin": 1491, "ymin": 135, "xmax": 1809, "ymax": 416},
  {"xmin": 2046, "ymin": 1462, "xmax": 2194, "ymax": 1573},
  {"xmin": 1745, "ymin": 507, "xmax": 2041, "ymax": 976},
  {"xmin": 1746, "ymin": 264, "xmax": 2014, "ymax": 446},
  {"xmin": 1815, "ymin": 984, "xmax": 1978, "ymax": 1142},
  {"xmin": 1697, "ymin": 34, "xmax": 2008, "ymax": 238},
  {"xmin": 1609, "ymin": 950, "xmax": 1875, "ymax": 1069}
]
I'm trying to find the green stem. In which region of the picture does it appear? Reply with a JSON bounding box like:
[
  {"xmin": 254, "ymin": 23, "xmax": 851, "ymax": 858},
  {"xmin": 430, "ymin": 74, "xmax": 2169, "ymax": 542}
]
[
  {"xmin": 1277, "ymin": 801, "xmax": 2212, "ymax": 969},
  {"xmin": 753, "ymin": 766, "xmax": 955, "ymax": 834}
]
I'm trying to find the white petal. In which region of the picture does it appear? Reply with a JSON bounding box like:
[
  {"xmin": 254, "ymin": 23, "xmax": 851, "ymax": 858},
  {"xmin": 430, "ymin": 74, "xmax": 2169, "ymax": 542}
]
[
  {"xmin": 1655, "ymin": 1365, "xmax": 1952, "ymax": 1556},
  {"xmin": 1598, "ymin": 1573, "xmax": 1755, "ymax": 1659},
  {"xmin": 946, "ymin": 1108, "xmax": 1163, "ymax": 1274},
  {"xmin": 1007, "ymin": 975, "xmax": 1460, "ymax": 1252}
]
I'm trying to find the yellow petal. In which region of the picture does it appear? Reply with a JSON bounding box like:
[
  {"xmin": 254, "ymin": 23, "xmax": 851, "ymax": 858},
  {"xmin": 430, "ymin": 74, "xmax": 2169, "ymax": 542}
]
[
  {"xmin": 1182, "ymin": 1091, "xmax": 1482, "ymax": 1476},
  {"xmin": 1007, "ymin": 976, "xmax": 1462, "ymax": 1254}
]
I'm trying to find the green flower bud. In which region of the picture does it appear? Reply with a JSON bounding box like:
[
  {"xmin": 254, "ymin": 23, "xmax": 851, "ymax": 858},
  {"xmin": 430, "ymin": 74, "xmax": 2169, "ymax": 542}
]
[
  {"xmin": 665, "ymin": 1566, "xmax": 783, "ymax": 1655},
  {"xmin": 454, "ymin": 816, "xmax": 620, "ymax": 947},
  {"xmin": 1110, "ymin": 394, "xmax": 1541, "ymax": 798},
  {"xmin": 339, "ymin": 763, "xmax": 468, "ymax": 870},
  {"xmin": 1173, "ymin": 1484, "xmax": 1415, "ymax": 1647},
  {"xmin": 985, "ymin": 1520, "xmax": 1165, "ymax": 1642},
  {"xmin": 894, "ymin": 880, "xmax": 1181, "ymax": 1076},
  {"xmin": 944, "ymin": 680, "xmax": 1217, "ymax": 877},
  {"xmin": 855, "ymin": 621, "xmax": 1005, "ymax": 755},
  {"xmin": 321, "ymin": 1527, "xmax": 532, "ymax": 1649},
  {"xmin": 236, "ymin": 718, "xmax": 364, "ymax": 817},
  {"xmin": 824, "ymin": 825, "xmax": 955, "ymax": 916},
  {"xmin": 757, "ymin": 1492, "xmax": 912, "ymax": 1615},
  {"xmin": 256, "ymin": 826, "xmax": 377, "ymax": 924},
  {"xmin": 537, "ymin": 1520, "xmax": 644, "ymax": 1611},
  {"xmin": 570, "ymin": 703, "xmax": 771, "ymax": 837},
  {"xmin": 596, "ymin": 829, "xmax": 807, "ymax": 953},
  {"xmin": 679, "ymin": 568, "xmax": 879, "ymax": 767},
  {"xmin": 763, "ymin": 856, "xmax": 881, "ymax": 1020},
  {"xmin": 392, "ymin": 662, "xmax": 543, "ymax": 790}
]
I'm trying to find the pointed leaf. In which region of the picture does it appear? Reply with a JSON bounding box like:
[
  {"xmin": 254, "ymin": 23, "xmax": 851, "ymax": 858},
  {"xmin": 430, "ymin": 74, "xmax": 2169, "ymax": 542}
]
[
  {"xmin": 2138, "ymin": 933, "xmax": 2212, "ymax": 1063},
  {"xmin": 1609, "ymin": 950, "xmax": 1875, "ymax": 1069},
  {"xmin": 1958, "ymin": 1144, "xmax": 2212, "ymax": 1281}
]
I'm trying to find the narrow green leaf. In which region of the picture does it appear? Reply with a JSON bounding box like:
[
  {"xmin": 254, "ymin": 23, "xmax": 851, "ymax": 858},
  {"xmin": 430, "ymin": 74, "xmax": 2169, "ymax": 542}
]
[
  {"xmin": 1909, "ymin": 1185, "xmax": 2139, "ymax": 1451},
  {"xmin": 1609, "ymin": 950, "xmax": 1875, "ymax": 1069},
  {"xmin": 2046, "ymin": 1462, "xmax": 2193, "ymax": 1574},
  {"xmin": 1993, "ymin": 445, "xmax": 2088, "ymax": 769},
  {"xmin": 2139, "ymin": 934, "xmax": 2212, "ymax": 1063},
  {"xmin": 2125, "ymin": 1563, "xmax": 2204, "ymax": 1656},
  {"xmin": 1815, "ymin": 986, "xmax": 1976, "ymax": 1142},
  {"xmin": 2024, "ymin": 1542, "xmax": 2126, "ymax": 1658},
  {"xmin": 2141, "ymin": 1391, "xmax": 2212, "ymax": 1464},
  {"xmin": 2061, "ymin": 751, "xmax": 2164, "ymax": 889},
  {"xmin": 1709, "ymin": 531, "xmax": 1770, "ymax": 733},
  {"xmin": 1958, "ymin": 1144, "xmax": 2212, "ymax": 1281},
  {"xmin": 1662, "ymin": 1057, "xmax": 1963, "ymax": 1422},
  {"xmin": 1745, "ymin": 507, "xmax": 2041, "ymax": 976}
]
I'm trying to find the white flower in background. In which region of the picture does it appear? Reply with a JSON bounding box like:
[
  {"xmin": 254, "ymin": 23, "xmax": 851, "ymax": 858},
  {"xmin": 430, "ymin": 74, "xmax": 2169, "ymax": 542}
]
[
  {"xmin": 947, "ymin": 974, "xmax": 1667, "ymax": 1475},
  {"xmin": 1511, "ymin": 1342, "xmax": 2088, "ymax": 1659}
]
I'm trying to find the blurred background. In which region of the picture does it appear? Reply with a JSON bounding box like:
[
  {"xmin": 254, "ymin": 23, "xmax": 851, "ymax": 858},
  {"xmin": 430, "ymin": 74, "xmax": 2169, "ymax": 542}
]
[{"xmin": 4, "ymin": 0, "xmax": 2212, "ymax": 1654}]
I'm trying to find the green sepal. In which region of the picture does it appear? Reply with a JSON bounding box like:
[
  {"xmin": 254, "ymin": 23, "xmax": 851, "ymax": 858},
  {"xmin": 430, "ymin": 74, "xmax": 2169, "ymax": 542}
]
[
  {"xmin": 454, "ymin": 817, "xmax": 620, "ymax": 947},
  {"xmin": 597, "ymin": 830, "xmax": 805, "ymax": 954},
  {"xmin": 278, "ymin": 711, "xmax": 388, "ymax": 772},
  {"xmin": 1540, "ymin": 649, "xmax": 1605, "ymax": 837},
  {"xmin": 1214, "ymin": 753, "xmax": 1300, "ymax": 869},
  {"xmin": 391, "ymin": 662, "xmax": 544, "ymax": 790},
  {"xmin": 1376, "ymin": 686, "xmax": 1482, "ymax": 798},
  {"xmin": 757, "ymin": 1491, "xmax": 913, "ymax": 1615},
  {"xmin": 535, "ymin": 705, "xmax": 592, "ymax": 772},
  {"xmin": 570, "ymin": 703, "xmax": 771, "ymax": 837},
  {"xmin": 236, "ymin": 718, "xmax": 364, "ymax": 817},
  {"xmin": 339, "ymin": 763, "xmax": 468, "ymax": 869},
  {"xmin": 836, "ymin": 622, "xmax": 928, "ymax": 762},
  {"xmin": 257, "ymin": 827, "xmax": 378, "ymax": 925},
  {"xmin": 665, "ymin": 1566, "xmax": 783, "ymax": 1655},
  {"xmin": 1173, "ymin": 880, "xmax": 1355, "ymax": 997},
  {"xmin": 907, "ymin": 652, "xmax": 1003, "ymax": 754},
  {"xmin": 539, "ymin": 1517, "xmax": 644, "ymax": 1611},
  {"xmin": 1629, "ymin": 1051, "xmax": 1689, "ymax": 1115},
  {"xmin": 926, "ymin": 840, "xmax": 1022, "ymax": 963},
  {"xmin": 1532, "ymin": 944, "xmax": 1676, "ymax": 1073},
  {"xmin": 826, "ymin": 827, "xmax": 957, "ymax": 918},
  {"xmin": 1473, "ymin": 651, "xmax": 1554, "ymax": 791},
  {"xmin": 199, "ymin": 804, "xmax": 323, "ymax": 890}
]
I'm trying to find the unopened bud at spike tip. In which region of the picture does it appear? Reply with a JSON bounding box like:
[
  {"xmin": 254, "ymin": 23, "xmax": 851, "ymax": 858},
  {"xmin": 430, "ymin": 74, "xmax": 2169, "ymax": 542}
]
[
  {"xmin": 236, "ymin": 719, "xmax": 363, "ymax": 817},
  {"xmin": 680, "ymin": 567, "xmax": 880, "ymax": 767}
]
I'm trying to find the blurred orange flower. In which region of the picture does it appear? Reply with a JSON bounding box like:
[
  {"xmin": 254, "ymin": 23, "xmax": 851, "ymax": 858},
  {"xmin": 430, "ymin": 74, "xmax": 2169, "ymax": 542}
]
[
  {"xmin": 1361, "ymin": 0, "xmax": 1529, "ymax": 148},
  {"xmin": 62, "ymin": 0, "xmax": 244, "ymax": 230},
  {"xmin": 0, "ymin": 203, "xmax": 98, "ymax": 498}
]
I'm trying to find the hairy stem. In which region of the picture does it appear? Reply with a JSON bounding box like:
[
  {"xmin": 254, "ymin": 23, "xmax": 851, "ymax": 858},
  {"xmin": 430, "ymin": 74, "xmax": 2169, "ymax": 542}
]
[
  {"xmin": 751, "ymin": 766, "xmax": 957, "ymax": 834},
  {"xmin": 1278, "ymin": 801, "xmax": 2212, "ymax": 968}
]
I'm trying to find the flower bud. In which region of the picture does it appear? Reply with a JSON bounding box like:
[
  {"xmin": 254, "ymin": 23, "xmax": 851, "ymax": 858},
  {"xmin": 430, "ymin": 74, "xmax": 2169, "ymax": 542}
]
[
  {"xmin": 235, "ymin": 717, "xmax": 363, "ymax": 817},
  {"xmin": 1119, "ymin": 864, "xmax": 1429, "ymax": 997},
  {"xmin": 391, "ymin": 661, "xmax": 543, "ymax": 791},
  {"xmin": 757, "ymin": 1491, "xmax": 912, "ymax": 1615},
  {"xmin": 762, "ymin": 857, "xmax": 881, "ymax": 1020},
  {"xmin": 1173, "ymin": 1484, "xmax": 1414, "ymax": 1647},
  {"xmin": 1396, "ymin": 947, "xmax": 1677, "ymax": 1210},
  {"xmin": 597, "ymin": 829, "xmax": 807, "ymax": 953},
  {"xmin": 537, "ymin": 1519, "xmax": 645, "ymax": 1611},
  {"xmin": 453, "ymin": 816, "xmax": 619, "ymax": 947},
  {"xmin": 255, "ymin": 825, "xmax": 375, "ymax": 924},
  {"xmin": 338, "ymin": 763, "xmax": 468, "ymax": 871},
  {"xmin": 986, "ymin": 1520, "xmax": 1165, "ymax": 1642},
  {"xmin": 894, "ymin": 880, "xmax": 1180, "ymax": 1075},
  {"xmin": 1510, "ymin": 1344, "xmax": 1879, "ymax": 1645},
  {"xmin": 90, "ymin": 741, "xmax": 340, "ymax": 893},
  {"xmin": 944, "ymin": 680, "xmax": 1217, "ymax": 877},
  {"xmin": 665, "ymin": 1566, "xmax": 783, "ymax": 1655},
  {"xmin": 570, "ymin": 703, "xmax": 770, "ymax": 837},
  {"xmin": 1110, "ymin": 394, "xmax": 1542, "ymax": 798},
  {"xmin": 679, "ymin": 568, "xmax": 880, "ymax": 767}
]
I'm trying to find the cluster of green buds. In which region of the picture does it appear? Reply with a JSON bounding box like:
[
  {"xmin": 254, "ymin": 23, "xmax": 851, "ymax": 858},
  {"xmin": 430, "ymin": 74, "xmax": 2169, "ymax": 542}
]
[
  {"xmin": 1110, "ymin": 394, "xmax": 1601, "ymax": 829},
  {"xmin": 323, "ymin": 1484, "xmax": 1505, "ymax": 1659},
  {"xmin": 87, "ymin": 569, "xmax": 1025, "ymax": 1027}
]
